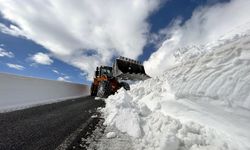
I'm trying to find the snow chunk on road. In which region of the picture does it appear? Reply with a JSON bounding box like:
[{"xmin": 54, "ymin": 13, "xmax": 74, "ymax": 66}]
[
  {"xmin": 103, "ymin": 91, "xmax": 142, "ymax": 138},
  {"xmin": 106, "ymin": 132, "xmax": 116, "ymax": 139}
]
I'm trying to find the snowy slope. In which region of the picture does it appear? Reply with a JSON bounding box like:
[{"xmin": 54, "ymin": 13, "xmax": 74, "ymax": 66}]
[
  {"xmin": 102, "ymin": 27, "xmax": 250, "ymax": 149},
  {"xmin": 0, "ymin": 73, "xmax": 89, "ymax": 112}
]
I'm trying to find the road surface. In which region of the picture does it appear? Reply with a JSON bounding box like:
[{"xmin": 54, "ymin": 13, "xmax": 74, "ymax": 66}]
[{"xmin": 0, "ymin": 96, "xmax": 105, "ymax": 150}]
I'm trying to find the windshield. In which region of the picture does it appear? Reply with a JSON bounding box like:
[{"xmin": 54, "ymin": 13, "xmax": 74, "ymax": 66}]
[{"xmin": 101, "ymin": 68, "xmax": 112, "ymax": 76}]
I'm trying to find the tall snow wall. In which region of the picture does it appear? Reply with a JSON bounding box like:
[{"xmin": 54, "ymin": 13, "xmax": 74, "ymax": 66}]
[
  {"xmin": 0, "ymin": 73, "xmax": 89, "ymax": 112},
  {"xmin": 165, "ymin": 35, "xmax": 250, "ymax": 109}
]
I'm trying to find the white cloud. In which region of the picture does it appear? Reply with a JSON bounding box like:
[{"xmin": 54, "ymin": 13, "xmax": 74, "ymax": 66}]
[
  {"xmin": 53, "ymin": 69, "xmax": 71, "ymax": 82},
  {"xmin": 0, "ymin": 48, "xmax": 14, "ymax": 58},
  {"xmin": 0, "ymin": 23, "xmax": 24, "ymax": 37},
  {"xmin": 52, "ymin": 69, "xmax": 59, "ymax": 74},
  {"xmin": 145, "ymin": 0, "xmax": 250, "ymax": 77},
  {"xmin": 31, "ymin": 52, "xmax": 53, "ymax": 65},
  {"xmin": 6, "ymin": 63, "xmax": 25, "ymax": 70},
  {"xmin": 0, "ymin": 0, "xmax": 162, "ymax": 80},
  {"xmin": 53, "ymin": 69, "xmax": 68, "ymax": 77},
  {"xmin": 57, "ymin": 76, "xmax": 70, "ymax": 82},
  {"xmin": 80, "ymin": 72, "xmax": 87, "ymax": 77}
]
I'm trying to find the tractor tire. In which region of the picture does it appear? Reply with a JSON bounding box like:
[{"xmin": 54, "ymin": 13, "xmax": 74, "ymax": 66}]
[
  {"xmin": 120, "ymin": 82, "xmax": 130, "ymax": 90},
  {"xmin": 90, "ymin": 83, "xmax": 97, "ymax": 96},
  {"xmin": 97, "ymin": 81, "xmax": 111, "ymax": 98}
]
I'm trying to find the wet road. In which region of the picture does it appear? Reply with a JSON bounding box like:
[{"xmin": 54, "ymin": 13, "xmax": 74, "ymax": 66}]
[{"xmin": 0, "ymin": 96, "xmax": 105, "ymax": 150}]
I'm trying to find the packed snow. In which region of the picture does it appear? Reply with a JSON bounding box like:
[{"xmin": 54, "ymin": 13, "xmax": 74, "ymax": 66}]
[
  {"xmin": 0, "ymin": 73, "xmax": 89, "ymax": 112},
  {"xmin": 102, "ymin": 26, "xmax": 250, "ymax": 149},
  {"xmin": 106, "ymin": 132, "xmax": 117, "ymax": 139}
]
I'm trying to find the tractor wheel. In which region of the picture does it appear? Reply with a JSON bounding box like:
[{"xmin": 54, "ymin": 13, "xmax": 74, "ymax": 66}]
[
  {"xmin": 119, "ymin": 82, "xmax": 130, "ymax": 90},
  {"xmin": 90, "ymin": 83, "xmax": 97, "ymax": 96},
  {"xmin": 97, "ymin": 81, "xmax": 111, "ymax": 98}
]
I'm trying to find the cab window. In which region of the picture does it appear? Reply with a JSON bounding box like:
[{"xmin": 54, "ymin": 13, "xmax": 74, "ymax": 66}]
[{"xmin": 101, "ymin": 68, "xmax": 112, "ymax": 76}]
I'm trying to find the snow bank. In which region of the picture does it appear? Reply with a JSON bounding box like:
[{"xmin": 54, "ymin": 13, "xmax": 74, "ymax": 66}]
[
  {"xmin": 167, "ymin": 34, "xmax": 250, "ymax": 109},
  {"xmin": 103, "ymin": 83, "xmax": 241, "ymax": 150},
  {"xmin": 0, "ymin": 73, "xmax": 89, "ymax": 112},
  {"xmin": 102, "ymin": 31, "xmax": 250, "ymax": 149}
]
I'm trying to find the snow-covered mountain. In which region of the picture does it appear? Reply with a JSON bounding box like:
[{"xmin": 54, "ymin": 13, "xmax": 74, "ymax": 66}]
[{"xmin": 102, "ymin": 24, "xmax": 250, "ymax": 150}]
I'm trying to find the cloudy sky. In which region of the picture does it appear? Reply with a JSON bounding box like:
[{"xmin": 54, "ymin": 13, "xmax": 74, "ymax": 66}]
[{"xmin": 0, "ymin": 0, "xmax": 248, "ymax": 84}]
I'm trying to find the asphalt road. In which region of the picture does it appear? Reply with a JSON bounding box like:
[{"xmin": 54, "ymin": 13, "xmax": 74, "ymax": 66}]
[{"xmin": 0, "ymin": 96, "xmax": 105, "ymax": 150}]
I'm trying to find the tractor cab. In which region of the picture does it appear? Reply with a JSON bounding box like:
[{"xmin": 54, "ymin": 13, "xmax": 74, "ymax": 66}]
[{"xmin": 95, "ymin": 66, "xmax": 113, "ymax": 78}]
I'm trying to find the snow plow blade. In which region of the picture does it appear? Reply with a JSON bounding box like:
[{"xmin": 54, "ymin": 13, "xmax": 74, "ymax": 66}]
[{"xmin": 112, "ymin": 56, "xmax": 150, "ymax": 80}]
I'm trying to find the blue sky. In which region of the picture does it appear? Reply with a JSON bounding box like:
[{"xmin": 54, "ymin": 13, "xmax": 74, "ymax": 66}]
[
  {"xmin": 0, "ymin": 0, "xmax": 229, "ymax": 84},
  {"xmin": 0, "ymin": 31, "xmax": 84, "ymax": 83}
]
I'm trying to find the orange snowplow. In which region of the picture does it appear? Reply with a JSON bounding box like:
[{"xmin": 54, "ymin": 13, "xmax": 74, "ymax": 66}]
[{"xmin": 90, "ymin": 56, "xmax": 150, "ymax": 98}]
